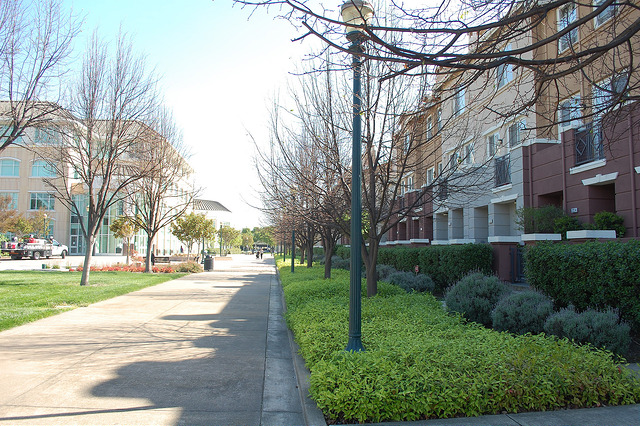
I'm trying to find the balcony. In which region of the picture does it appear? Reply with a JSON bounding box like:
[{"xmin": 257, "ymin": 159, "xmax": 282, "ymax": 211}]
[
  {"xmin": 436, "ymin": 181, "xmax": 448, "ymax": 201},
  {"xmin": 575, "ymin": 123, "xmax": 604, "ymax": 166},
  {"xmin": 494, "ymin": 154, "xmax": 511, "ymax": 187}
]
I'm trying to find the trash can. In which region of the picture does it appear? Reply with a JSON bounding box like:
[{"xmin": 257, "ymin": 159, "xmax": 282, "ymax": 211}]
[{"xmin": 204, "ymin": 255, "xmax": 214, "ymax": 271}]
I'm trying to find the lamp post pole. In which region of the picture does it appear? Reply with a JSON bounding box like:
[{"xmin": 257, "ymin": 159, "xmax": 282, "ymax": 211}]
[{"xmin": 342, "ymin": 0, "xmax": 373, "ymax": 353}]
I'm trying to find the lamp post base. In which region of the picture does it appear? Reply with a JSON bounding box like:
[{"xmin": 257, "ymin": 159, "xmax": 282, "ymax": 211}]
[{"xmin": 345, "ymin": 336, "xmax": 365, "ymax": 352}]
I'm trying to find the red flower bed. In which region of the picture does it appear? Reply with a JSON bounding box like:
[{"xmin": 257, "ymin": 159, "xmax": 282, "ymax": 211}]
[{"xmin": 71, "ymin": 264, "xmax": 175, "ymax": 273}]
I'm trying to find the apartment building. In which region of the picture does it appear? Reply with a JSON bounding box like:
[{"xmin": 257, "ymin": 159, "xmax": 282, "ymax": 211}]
[
  {"xmin": 0, "ymin": 106, "xmax": 200, "ymax": 257},
  {"xmin": 385, "ymin": 0, "xmax": 639, "ymax": 281}
]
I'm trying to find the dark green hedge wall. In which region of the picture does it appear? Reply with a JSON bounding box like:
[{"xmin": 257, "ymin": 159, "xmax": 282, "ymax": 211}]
[
  {"xmin": 524, "ymin": 240, "xmax": 640, "ymax": 331},
  {"xmin": 336, "ymin": 244, "xmax": 493, "ymax": 294}
]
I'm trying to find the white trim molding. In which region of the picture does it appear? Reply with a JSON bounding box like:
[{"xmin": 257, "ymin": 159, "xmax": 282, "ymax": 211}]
[
  {"xmin": 582, "ymin": 172, "xmax": 618, "ymax": 186},
  {"xmin": 491, "ymin": 193, "xmax": 518, "ymax": 204},
  {"xmin": 521, "ymin": 233, "xmax": 562, "ymax": 241},
  {"xmin": 491, "ymin": 184, "xmax": 513, "ymax": 193},
  {"xmin": 409, "ymin": 239, "xmax": 430, "ymax": 244},
  {"xmin": 567, "ymin": 230, "xmax": 616, "ymax": 239},
  {"xmin": 488, "ymin": 236, "xmax": 522, "ymax": 243},
  {"xmin": 569, "ymin": 159, "xmax": 606, "ymax": 175}
]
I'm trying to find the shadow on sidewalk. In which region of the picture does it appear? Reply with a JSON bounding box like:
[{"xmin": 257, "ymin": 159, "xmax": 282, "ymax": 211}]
[{"xmin": 90, "ymin": 270, "xmax": 272, "ymax": 426}]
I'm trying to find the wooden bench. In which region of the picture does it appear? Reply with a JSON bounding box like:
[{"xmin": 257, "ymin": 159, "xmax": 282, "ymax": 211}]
[{"xmin": 144, "ymin": 256, "xmax": 171, "ymax": 264}]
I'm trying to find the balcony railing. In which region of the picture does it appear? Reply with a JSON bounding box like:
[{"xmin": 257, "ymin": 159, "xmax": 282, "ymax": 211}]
[
  {"xmin": 436, "ymin": 181, "xmax": 448, "ymax": 200},
  {"xmin": 495, "ymin": 154, "xmax": 511, "ymax": 187},
  {"xmin": 575, "ymin": 123, "xmax": 604, "ymax": 166}
]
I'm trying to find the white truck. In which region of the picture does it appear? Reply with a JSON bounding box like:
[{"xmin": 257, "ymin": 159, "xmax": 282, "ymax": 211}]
[{"xmin": 2, "ymin": 238, "xmax": 69, "ymax": 260}]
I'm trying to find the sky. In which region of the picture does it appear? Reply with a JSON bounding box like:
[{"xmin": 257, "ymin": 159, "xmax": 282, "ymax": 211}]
[{"xmin": 61, "ymin": 0, "xmax": 316, "ymax": 230}]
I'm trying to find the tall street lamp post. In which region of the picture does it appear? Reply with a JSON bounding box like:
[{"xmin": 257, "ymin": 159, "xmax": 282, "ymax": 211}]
[{"xmin": 341, "ymin": 0, "xmax": 373, "ymax": 353}]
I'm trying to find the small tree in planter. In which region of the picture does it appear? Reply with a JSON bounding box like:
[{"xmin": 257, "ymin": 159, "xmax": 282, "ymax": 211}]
[
  {"xmin": 516, "ymin": 205, "xmax": 565, "ymax": 234},
  {"xmin": 593, "ymin": 211, "xmax": 625, "ymax": 238}
]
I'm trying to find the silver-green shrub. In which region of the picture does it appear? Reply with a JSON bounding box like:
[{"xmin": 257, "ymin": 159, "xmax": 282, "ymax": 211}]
[
  {"xmin": 492, "ymin": 290, "xmax": 553, "ymax": 334},
  {"xmin": 386, "ymin": 271, "xmax": 435, "ymax": 293},
  {"xmin": 544, "ymin": 306, "xmax": 631, "ymax": 355},
  {"xmin": 375, "ymin": 264, "xmax": 397, "ymax": 281},
  {"xmin": 330, "ymin": 255, "xmax": 350, "ymax": 270},
  {"xmin": 445, "ymin": 272, "xmax": 511, "ymax": 327}
]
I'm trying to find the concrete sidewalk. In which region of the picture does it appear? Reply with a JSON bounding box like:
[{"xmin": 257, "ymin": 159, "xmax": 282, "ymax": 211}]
[{"xmin": 0, "ymin": 254, "xmax": 321, "ymax": 426}]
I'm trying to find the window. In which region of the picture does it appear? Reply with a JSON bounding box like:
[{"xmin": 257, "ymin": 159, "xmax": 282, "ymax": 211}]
[
  {"xmin": 29, "ymin": 193, "xmax": 55, "ymax": 210},
  {"xmin": 593, "ymin": 73, "xmax": 628, "ymax": 117},
  {"xmin": 449, "ymin": 150, "xmax": 460, "ymax": 169},
  {"xmin": 0, "ymin": 192, "xmax": 18, "ymax": 210},
  {"xmin": 34, "ymin": 128, "xmax": 61, "ymax": 145},
  {"xmin": 594, "ymin": 0, "xmax": 615, "ymax": 27},
  {"xmin": 407, "ymin": 176, "xmax": 413, "ymax": 190},
  {"xmin": 487, "ymin": 132, "xmax": 500, "ymax": 157},
  {"xmin": 436, "ymin": 162, "xmax": 443, "ymax": 177},
  {"xmin": 404, "ymin": 133, "xmax": 411, "ymax": 153},
  {"xmin": 508, "ymin": 120, "xmax": 525, "ymax": 147},
  {"xmin": 0, "ymin": 126, "xmax": 22, "ymax": 144},
  {"xmin": 436, "ymin": 108, "xmax": 442, "ymax": 131},
  {"xmin": 496, "ymin": 44, "xmax": 513, "ymax": 89},
  {"xmin": 31, "ymin": 160, "xmax": 56, "ymax": 177},
  {"xmin": 558, "ymin": 95, "xmax": 582, "ymax": 131},
  {"xmin": 0, "ymin": 158, "xmax": 20, "ymax": 177},
  {"xmin": 495, "ymin": 154, "xmax": 511, "ymax": 187},
  {"xmin": 454, "ymin": 88, "xmax": 466, "ymax": 116},
  {"xmin": 426, "ymin": 116, "xmax": 433, "ymax": 139},
  {"xmin": 463, "ymin": 143, "xmax": 474, "ymax": 165},
  {"xmin": 558, "ymin": 2, "xmax": 578, "ymax": 53},
  {"xmin": 427, "ymin": 168, "xmax": 434, "ymax": 185}
]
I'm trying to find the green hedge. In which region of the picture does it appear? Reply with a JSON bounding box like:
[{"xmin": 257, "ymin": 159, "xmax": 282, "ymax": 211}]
[
  {"xmin": 337, "ymin": 244, "xmax": 493, "ymax": 293},
  {"xmin": 278, "ymin": 261, "xmax": 640, "ymax": 423},
  {"xmin": 524, "ymin": 240, "xmax": 640, "ymax": 331}
]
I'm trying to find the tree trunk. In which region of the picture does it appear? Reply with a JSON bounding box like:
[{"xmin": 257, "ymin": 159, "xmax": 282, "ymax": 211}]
[
  {"xmin": 306, "ymin": 236, "xmax": 313, "ymax": 268},
  {"xmin": 144, "ymin": 237, "xmax": 153, "ymax": 273},
  {"xmin": 125, "ymin": 237, "xmax": 130, "ymax": 264},
  {"xmin": 80, "ymin": 235, "xmax": 96, "ymax": 286},
  {"xmin": 322, "ymin": 237, "xmax": 335, "ymax": 279},
  {"xmin": 300, "ymin": 246, "xmax": 305, "ymax": 265},
  {"xmin": 363, "ymin": 237, "xmax": 379, "ymax": 297}
]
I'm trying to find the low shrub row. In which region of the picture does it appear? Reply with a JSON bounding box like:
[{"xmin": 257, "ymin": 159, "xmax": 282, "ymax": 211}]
[
  {"xmin": 279, "ymin": 262, "xmax": 640, "ymax": 423},
  {"xmin": 336, "ymin": 244, "xmax": 493, "ymax": 294},
  {"xmin": 525, "ymin": 240, "xmax": 640, "ymax": 332},
  {"xmin": 445, "ymin": 273, "xmax": 632, "ymax": 355}
]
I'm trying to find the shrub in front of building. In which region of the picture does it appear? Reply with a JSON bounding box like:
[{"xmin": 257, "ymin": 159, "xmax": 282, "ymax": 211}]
[
  {"xmin": 492, "ymin": 290, "xmax": 554, "ymax": 335},
  {"xmin": 524, "ymin": 240, "xmax": 640, "ymax": 332},
  {"xmin": 444, "ymin": 272, "xmax": 511, "ymax": 327},
  {"xmin": 385, "ymin": 271, "xmax": 435, "ymax": 293},
  {"xmin": 336, "ymin": 244, "xmax": 492, "ymax": 294},
  {"xmin": 544, "ymin": 306, "xmax": 631, "ymax": 356}
]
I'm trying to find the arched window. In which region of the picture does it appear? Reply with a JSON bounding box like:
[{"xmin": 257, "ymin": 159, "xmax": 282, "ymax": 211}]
[{"xmin": 0, "ymin": 158, "xmax": 20, "ymax": 177}]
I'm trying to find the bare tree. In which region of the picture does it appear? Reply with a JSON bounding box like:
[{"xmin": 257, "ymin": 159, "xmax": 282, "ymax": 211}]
[
  {"xmin": 0, "ymin": 0, "xmax": 81, "ymax": 152},
  {"xmin": 41, "ymin": 30, "xmax": 158, "ymax": 286},
  {"xmin": 125, "ymin": 106, "xmax": 198, "ymax": 273}
]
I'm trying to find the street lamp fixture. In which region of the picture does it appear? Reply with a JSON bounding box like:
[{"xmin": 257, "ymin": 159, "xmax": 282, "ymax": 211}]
[{"xmin": 341, "ymin": 0, "xmax": 373, "ymax": 353}]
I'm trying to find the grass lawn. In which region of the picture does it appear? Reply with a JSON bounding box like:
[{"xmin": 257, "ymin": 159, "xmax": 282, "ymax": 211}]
[
  {"xmin": 0, "ymin": 270, "xmax": 186, "ymax": 331},
  {"xmin": 277, "ymin": 260, "xmax": 640, "ymax": 423}
]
